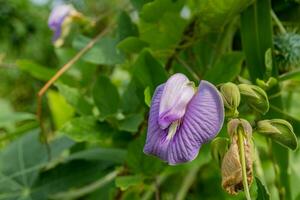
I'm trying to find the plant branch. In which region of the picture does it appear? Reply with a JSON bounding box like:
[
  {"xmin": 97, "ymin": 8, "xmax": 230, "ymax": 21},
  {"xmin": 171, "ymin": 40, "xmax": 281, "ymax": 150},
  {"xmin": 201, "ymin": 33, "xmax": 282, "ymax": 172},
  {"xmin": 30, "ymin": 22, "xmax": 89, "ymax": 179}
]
[
  {"xmin": 36, "ymin": 25, "xmax": 113, "ymax": 130},
  {"xmin": 271, "ymin": 10, "xmax": 287, "ymax": 34}
]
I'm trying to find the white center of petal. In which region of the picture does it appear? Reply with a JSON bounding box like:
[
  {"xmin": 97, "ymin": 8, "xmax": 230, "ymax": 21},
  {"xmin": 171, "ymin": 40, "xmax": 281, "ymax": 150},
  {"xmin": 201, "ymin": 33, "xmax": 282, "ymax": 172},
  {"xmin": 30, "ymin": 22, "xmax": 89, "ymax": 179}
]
[
  {"xmin": 158, "ymin": 74, "xmax": 196, "ymax": 129},
  {"xmin": 167, "ymin": 120, "xmax": 180, "ymax": 140}
]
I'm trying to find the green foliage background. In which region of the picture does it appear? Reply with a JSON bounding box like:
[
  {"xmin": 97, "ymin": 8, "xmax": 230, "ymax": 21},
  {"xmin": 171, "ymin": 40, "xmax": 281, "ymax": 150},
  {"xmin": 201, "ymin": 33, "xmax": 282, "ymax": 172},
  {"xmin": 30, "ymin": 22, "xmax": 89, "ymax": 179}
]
[{"xmin": 1, "ymin": 0, "xmax": 300, "ymax": 199}]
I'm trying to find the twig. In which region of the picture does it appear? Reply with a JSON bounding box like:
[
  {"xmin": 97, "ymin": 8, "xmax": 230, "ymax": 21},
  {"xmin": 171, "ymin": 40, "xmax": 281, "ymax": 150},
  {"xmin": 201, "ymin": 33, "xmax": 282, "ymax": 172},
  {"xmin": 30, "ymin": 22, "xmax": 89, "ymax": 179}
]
[
  {"xmin": 36, "ymin": 25, "xmax": 113, "ymax": 129},
  {"xmin": 141, "ymin": 172, "xmax": 169, "ymax": 200},
  {"xmin": 271, "ymin": 10, "xmax": 287, "ymax": 34}
]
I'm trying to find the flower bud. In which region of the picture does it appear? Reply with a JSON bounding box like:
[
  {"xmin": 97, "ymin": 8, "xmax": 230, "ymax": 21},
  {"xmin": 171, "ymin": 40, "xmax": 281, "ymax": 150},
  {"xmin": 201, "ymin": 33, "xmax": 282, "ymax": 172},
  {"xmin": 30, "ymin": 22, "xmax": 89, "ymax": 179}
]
[
  {"xmin": 220, "ymin": 82, "xmax": 240, "ymax": 117},
  {"xmin": 238, "ymin": 84, "xmax": 269, "ymax": 114},
  {"xmin": 257, "ymin": 119, "xmax": 298, "ymax": 150},
  {"xmin": 227, "ymin": 118, "xmax": 252, "ymax": 138},
  {"xmin": 211, "ymin": 137, "xmax": 229, "ymax": 167}
]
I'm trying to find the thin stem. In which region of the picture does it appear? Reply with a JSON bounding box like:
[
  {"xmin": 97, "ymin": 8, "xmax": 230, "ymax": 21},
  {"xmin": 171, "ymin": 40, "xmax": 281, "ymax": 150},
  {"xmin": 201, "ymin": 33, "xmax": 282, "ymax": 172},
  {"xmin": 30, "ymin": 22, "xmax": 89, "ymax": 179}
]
[
  {"xmin": 238, "ymin": 128, "xmax": 251, "ymax": 200},
  {"xmin": 175, "ymin": 165, "xmax": 200, "ymax": 200},
  {"xmin": 271, "ymin": 10, "xmax": 287, "ymax": 34},
  {"xmin": 279, "ymin": 68, "xmax": 300, "ymax": 81},
  {"xmin": 36, "ymin": 25, "xmax": 113, "ymax": 127},
  {"xmin": 50, "ymin": 169, "xmax": 120, "ymax": 199}
]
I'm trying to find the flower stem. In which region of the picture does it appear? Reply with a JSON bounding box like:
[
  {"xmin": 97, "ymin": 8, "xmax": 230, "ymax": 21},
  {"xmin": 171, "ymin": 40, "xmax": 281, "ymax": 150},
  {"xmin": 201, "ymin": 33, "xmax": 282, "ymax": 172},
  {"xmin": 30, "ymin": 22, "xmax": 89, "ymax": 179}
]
[{"xmin": 238, "ymin": 128, "xmax": 251, "ymax": 200}]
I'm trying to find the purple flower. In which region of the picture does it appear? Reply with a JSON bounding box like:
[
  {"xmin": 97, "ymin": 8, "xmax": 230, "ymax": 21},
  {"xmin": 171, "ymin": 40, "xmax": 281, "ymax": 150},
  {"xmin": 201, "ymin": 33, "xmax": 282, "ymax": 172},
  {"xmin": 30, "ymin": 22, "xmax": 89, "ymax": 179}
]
[
  {"xmin": 48, "ymin": 4, "xmax": 74, "ymax": 43},
  {"xmin": 144, "ymin": 73, "xmax": 224, "ymax": 165}
]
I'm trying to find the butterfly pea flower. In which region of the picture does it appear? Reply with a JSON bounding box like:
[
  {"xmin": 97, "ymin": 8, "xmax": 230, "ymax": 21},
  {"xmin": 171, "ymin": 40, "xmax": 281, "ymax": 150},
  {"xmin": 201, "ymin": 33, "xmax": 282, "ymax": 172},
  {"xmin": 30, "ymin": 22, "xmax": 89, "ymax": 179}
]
[
  {"xmin": 48, "ymin": 4, "xmax": 76, "ymax": 46},
  {"xmin": 144, "ymin": 73, "xmax": 224, "ymax": 165}
]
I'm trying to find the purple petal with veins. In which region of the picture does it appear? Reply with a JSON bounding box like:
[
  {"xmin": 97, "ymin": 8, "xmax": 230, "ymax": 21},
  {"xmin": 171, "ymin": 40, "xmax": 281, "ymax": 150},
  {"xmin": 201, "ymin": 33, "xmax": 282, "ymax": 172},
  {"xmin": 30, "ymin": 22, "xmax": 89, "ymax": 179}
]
[
  {"xmin": 144, "ymin": 74, "xmax": 224, "ymax": 165},
  {"xmin": 48, "ymin": 4, "xmax": 73, "ymax": 42}
]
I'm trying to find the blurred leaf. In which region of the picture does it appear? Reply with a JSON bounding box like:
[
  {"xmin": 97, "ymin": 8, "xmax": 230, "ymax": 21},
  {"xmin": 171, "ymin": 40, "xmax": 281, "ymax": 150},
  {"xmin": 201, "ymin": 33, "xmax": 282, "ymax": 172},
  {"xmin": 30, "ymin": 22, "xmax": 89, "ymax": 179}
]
[
  {"xmin": 0, "ymin": 99, "xmax": 35, "ymax": 130},
  {"xmin": 126, "ymin": 134, "xmax": 164, "ymax": 175},
  {"xmin": 73, "ymin": 36, "xmax": 124, "ymax": 65},
  {"xmin": 55, "ymin": 83, "xmax": 93, "ymax": 116},
  {"xmin": 255, "ymin": 177, "xmax": 270, "ymax": 200},
  {"xmin": 198, "ymin": 0, "xmax": 252, "ymax": 31},
  {"xmin": 121, "ymin": 80, "xmax": 143, "ymax": 115},
  {"xmin": 139, "ymin": 13, "xmax": 186, "ymax": 52},
  {"xmin": 204, "ymin": 52, "xmax": 244, "ymax": 84},
  {"xmin": 17, "ymin": 59, "xmax": 74, "ymax": 83},
  {"xmin": 66, "ymin": 147, "xmax": 127, "ymax": 164},
  {"xmin": 117, "ymin": 11, "xmax": 138, "ymax": 41},
  {"xmin": 240, "ymin": 0, "xmax": 273, "ymax": 81},
  {"xmin": 59, "ymin": 116, "xmax": 114, "ymax": 142},
  {"xmin": 47, "ymin": 90, "xmax": 75, "ymax": 129},
  {"xmin": 130, "ymin": 0, "xmax": 153, "ymax": 10},
  {"xmin": 144, "ymin": 86, "xmax": 151, "ymax": 107},
  {"xmin": 118, "ymin": 113, "xmax": 144, "ymax": 133},
  {"xmin": 133, "ymin": 50, "xmax": 168, "ymax": 92},
  {"xmin": 31, "ymin": 161, "xmax": 113, "ymax": 200},
  {"xmin": 115, "ymin": 175, "xmax": 143, "ymax": 191},
  {"xmin": 93, "ymin": 75, "xmax": 120, "ymax": 118},
  {"xmin": 140, "ymin": 0, "xmax": 184, "ymax": 22},
  {"xmin": 117, "ymin": 37, "xmax": 149, "ymax": 54},
  {"xmin": 0, "ymin": 130, "xmax": 74, "ymax": 199}
]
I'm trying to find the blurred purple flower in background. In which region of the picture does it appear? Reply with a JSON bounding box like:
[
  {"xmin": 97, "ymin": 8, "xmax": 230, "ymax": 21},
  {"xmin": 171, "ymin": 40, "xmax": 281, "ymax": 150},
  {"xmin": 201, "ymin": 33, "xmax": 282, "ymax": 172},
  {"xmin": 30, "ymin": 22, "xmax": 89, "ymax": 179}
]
[
  {"xmin": 144, "ymin": 73, "xmax": 224, "ymax": 165},
  {"xmin": 48, "ymin": 4, "xmax": 74, "ymax": 43}
]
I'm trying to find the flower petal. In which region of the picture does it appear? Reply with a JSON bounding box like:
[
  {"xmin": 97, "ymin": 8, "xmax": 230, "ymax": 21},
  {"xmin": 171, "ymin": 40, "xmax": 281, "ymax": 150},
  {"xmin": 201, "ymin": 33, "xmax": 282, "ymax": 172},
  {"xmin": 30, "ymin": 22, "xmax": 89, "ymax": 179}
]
[
  {"xmin": 158, "ymin": 73, "xmax": 195, "ymax": 129},
  {"xmin": 167, "ymin": 80, "xmax": 224, "ymax": 164},
  {"xmin": 48, "ymin": 5, "xmax": 73, "ymax": 41},
  {"xmin": 144, "ymin": 84, "xmax": 170, "ymax": 161}
]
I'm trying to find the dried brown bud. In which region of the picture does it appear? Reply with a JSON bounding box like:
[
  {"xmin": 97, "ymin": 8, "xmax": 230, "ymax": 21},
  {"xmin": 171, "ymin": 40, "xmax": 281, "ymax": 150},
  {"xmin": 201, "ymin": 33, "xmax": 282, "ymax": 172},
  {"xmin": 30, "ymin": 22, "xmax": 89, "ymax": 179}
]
[{"xmin": 221, "ymin": 121, "xmax": 253, "ymax": 195}]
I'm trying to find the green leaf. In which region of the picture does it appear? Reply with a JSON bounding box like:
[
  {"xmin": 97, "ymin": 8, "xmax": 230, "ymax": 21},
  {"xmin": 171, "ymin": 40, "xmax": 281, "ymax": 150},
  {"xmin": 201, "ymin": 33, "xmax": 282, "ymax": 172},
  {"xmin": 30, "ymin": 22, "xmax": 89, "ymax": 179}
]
[
  {"xmin": 73, "ymin": 36, "xmax": 124, "ymax": 65},
  {"xmin": 144, "ymin": 86, "xmax": 151, "ymax": 107},
  {"xmin": 240, "ymin": 0, "xmax": 274, "ymax": 81},
  {"xmin": 255, "ymin": 177, "xmax": 270, "ymax": 200},
  {"xmin": 140, "ymin": 0, "xmax": 184, "ymax": 22},
  {"xmin": 66, "ymin": 148, "xmax": 127, "ymax": 164},
  {"xmin": 121, "ymin": 80, "xmax": 143, "ymax": 115},
  {"xmin": 47, "ymin": 90, "xmax": 75, "ymax": 129},
  {"xmin": 55, "ymin": 83, "xmax": 93, "ymax": 116},
  {"xmin": 198, "ymin": 0, "xmax": 253, "ymax": 31},
  {"xmin": 93, "ymin": 75, "xmax": 120, "ymax": 118},
  {"xmin": 130, "ymin": 0, "xmax": 153, "ymax": 11},
  {"xmin": 204, "ymin": 52, "xmax": 244, "ymax": 84},
  {"xmin": 0, "ymin": 99, "xmax": 35, "ymax": 130},
  {"xmin": 59, "ymin": 116, "xmax": 114, "ymax": 142},
  {"xmin": 118, "ymin": 113, "xmax": 144, "ymax": 133},
  {"xmin": 117, "ymin": 37, "xmax": 149, "ymax": 54},
  {"xmin": 126, "ymin": 135, "xmax": 164, "ymax": 175},
  {"xmin": 115, "ymin": 175, "xmax": 143, "ymax": 191},
  {"xmin": 0, "ymin": 130, "xmax": 74, "ymax": 198},
  {"xmin": 133, "ymin": 50, "xmax": 168, "ymax": 92},
  {"xmin": 117, "ymin": 11, "xmax": 138, "ymax": 41}
]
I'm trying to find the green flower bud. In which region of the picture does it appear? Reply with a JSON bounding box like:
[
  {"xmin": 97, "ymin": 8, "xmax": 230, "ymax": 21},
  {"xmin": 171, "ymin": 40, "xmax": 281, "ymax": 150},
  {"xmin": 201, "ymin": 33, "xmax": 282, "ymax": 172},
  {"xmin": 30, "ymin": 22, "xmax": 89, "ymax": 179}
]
[
  {"xmin": 211, "ymin": 137, "xmax": 230, "ymax": 167},
  {"xmin": 227, "ymin": 118, "xmax": 252, "ymax": 138},
  {"xmin": 220, "ymin": 82, "xmax": 240, "ymax": 117},
  {"xmin": 257, "ymin": 119, "xmax": 298, "ymax": 150},
  {"xmin": 238, "ymin": 84, "xmax": 269, "ymax": 114}
]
